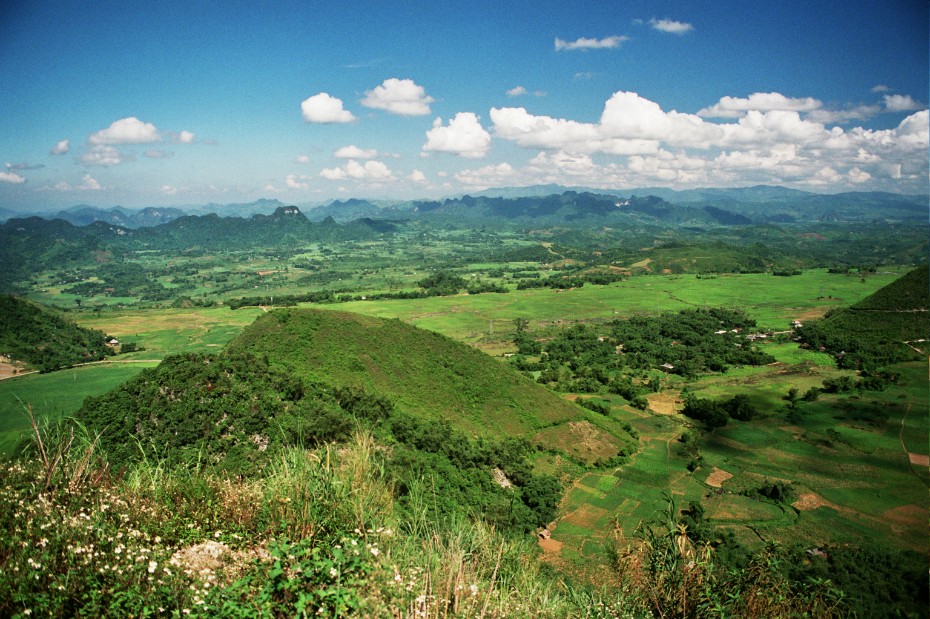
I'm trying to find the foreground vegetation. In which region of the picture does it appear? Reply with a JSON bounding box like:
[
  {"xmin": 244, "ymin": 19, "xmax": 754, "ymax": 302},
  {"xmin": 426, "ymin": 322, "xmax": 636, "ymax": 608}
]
[{"xmin": 1, "ymin": 422, "xmax": 854, "ymax": 618}]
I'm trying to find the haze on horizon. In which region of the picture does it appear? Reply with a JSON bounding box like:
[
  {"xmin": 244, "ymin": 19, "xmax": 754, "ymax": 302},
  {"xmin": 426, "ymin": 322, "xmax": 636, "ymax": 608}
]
[{"xmin": 0, "ymin": 0, "xmax": 927, "ymax": 210}]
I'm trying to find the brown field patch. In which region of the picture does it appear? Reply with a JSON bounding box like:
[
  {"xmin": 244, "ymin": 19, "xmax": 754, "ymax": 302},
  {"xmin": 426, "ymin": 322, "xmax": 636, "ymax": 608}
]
[
  {"xmin": 908, "ymin": 452, "xmax": 929, "ymax": 467},
  {"xmin": 538, "ymin": 536, "xmax": 564, "ymax": 554},
  {"xmin": 881, "ymin": 504, "xmax": 926, "ymax": 527},
  {"xmin": 629, "ymin": 258, "xmax": 652, "ymax": 269},
  {"xmin": 533, "ymin": 420, "xmax": 620, "ymax": 463},
  {"xmin": 705, "ymin": 468, "xmax": 733, "ymax": 488},
  {"xmin": 647, "ymin": 392, "xmax": 679, "ymax": 415},
  {"xmin": 793, "ymin": 492, "xmax": 841, "ymax": 512},
  {"xmin": 563, "ymin": 504, "xmax": 609, "ymax": 530}
]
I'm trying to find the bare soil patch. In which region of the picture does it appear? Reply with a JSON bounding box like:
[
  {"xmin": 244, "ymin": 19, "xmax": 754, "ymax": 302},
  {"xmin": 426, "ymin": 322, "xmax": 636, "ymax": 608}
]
[
  {"xmin": 538, "ymin": 536, "xmax": 564, "ymax": 554},
  {"xmin": 908, "ymin": 452, "xmax": 929, "ymax": 467},
  {"xmin": 705, "ymin": 468, "xmax": 733, "ymax": 488},
  {"xmin": 881, "ymin": 504, "xmax": 926, "ymax": 527},
  {"xmin": 793, "ymin": 492, "xmax": 840, "ymax": 512},
  {"xmin": 647, "ymin": 392, "xmax": 679, "ymax": 415}
]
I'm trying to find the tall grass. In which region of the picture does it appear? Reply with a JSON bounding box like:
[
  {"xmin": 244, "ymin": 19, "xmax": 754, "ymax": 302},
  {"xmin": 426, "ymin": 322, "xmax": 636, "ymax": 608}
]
[{"xmin": 0, "ymin": 419, "xmax": 848, "ymax": 618}]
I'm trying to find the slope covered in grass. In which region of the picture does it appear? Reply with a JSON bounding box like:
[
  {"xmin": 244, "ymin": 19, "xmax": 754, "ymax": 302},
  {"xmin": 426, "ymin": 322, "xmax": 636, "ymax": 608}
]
[
  {"xmin": 798, "ymin": 265, "xmax": 929, "ymax": 368},
  {"xmin": 225, "ymin": 308, "xmax": 588, "ymax": 439},
  {"xmin": 0, "ymin": 295, "xmax": 114, "ymax": 372}
]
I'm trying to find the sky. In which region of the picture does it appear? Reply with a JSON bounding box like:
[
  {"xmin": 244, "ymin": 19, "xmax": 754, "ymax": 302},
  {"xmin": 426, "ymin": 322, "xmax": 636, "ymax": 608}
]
[{"xmin": 0, "ymin": 0, "xmax": 927, "ymax": 210}]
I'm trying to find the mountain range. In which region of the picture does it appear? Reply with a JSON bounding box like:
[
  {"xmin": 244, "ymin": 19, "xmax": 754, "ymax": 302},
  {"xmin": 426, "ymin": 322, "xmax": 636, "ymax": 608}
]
[{"xmin": 2, "ymin": 185, "xmax": 926, "ymax": 227}]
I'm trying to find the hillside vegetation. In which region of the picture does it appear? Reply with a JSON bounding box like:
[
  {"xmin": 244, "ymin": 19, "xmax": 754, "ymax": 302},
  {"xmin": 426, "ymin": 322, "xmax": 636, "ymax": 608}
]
[
  {"xmin": 799, "ymin": 265, "xmax": 929, "ymax": 368},
  {"xmin": 224, "ymin": 309, "xmax": 618, "ymax": 448},
  {"xmin": 0, "ymin": 295, "xmax": 114, "ymax": 372}
]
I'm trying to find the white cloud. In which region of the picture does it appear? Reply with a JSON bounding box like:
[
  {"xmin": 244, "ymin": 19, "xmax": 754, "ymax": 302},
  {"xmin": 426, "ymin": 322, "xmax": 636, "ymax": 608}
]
[
  {"xmin": 78, "ymin": 174, "xmax": 101, "ymax": 190},
  {"xmin": 554, "ymin": 35, "xmax": 627, "ymax": 51},
  {"xmin": 0, "ymin": 171, "xmax": 26, "ymax": 184},
  {"xmin": 847, "ymin": 167, "xmax": 872, "ymax": 183},
  {"xmin": 407, "ymin": 169, "xmax": 428, "ymax": 183},
  {"xmin": 649, "ymin": 18, "xmax": 693, "ymax": 34},
  {"xmin": 698, "ymin": 92, "xmax": 823, "ymax": 118},
  {"xmin": 320, "ymin": 159, "xmax": 394, "ymax": 181},
  {"xmin": 805, "ymin": 105, "xmax": 881, "ymax": 124},
  {"xmin": 161, "ymin": 184, "xmax": 178, "ymax": 195},
  {"xmin": 89, "ymin": 117, "xmax": 160, "ymax": 144},
  {"xmin": 871, "ymin": 84, "xmax": 891, "ymax": 93},
  {"xmin": 422, "ymin": 113, "xmax": 492, "ymax": 159},
  {"xmin": 361, "ymin": 78, "xmax": 434, "ymax": 116},
  {"xmin": 50, "ymin": 139, "xmax": 70, "ymax": 155},
  {"xmin": 285, "ymin": 174, "xmax": 310, "ymax": 190},
  {"xmin": 300, "ymin": 93, "xmax": 357, "ymax": 123},
  {"xmin": 80, "ymin": 145, "xmax": 128, "ymax": 166},
  {"xmin": 486, "ymin": 90, "xmax": 929, "ymax": 192},
  {"xmin": 334, "ymin": 145, "xmax": 378, "ymax": 159},
  {"xmin": 883, "ymin": 94, "xmax": 924, "ymax": 112},
  {"xmin": 295, "ymin": 155, "xmax": 311, "ymax": 164},
  {"xmin": 454, "ymin": 162, "xmax": 515, "ymax": 188},
  {"xmin": 507, "ymin": 86, "xmax": 528, "ymax": 97},
  {"xmin": 173, "ymin": 130, "xmax": 195, "ymax": 144},
  {"xmin": 143, "ymin": 149, "xmax": 171, "ymax": 159}
]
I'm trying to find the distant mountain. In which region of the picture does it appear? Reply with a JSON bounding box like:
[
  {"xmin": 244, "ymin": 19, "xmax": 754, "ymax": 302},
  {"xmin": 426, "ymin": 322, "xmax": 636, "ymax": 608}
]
[
  {"xmin": 0, "ymin": 207, "xmax": 22, "ymax": 224},
  {"xmin": 305, "ymin": 198, "xmax": 411, "ymax": 222},
  {"xmin": 50, "ymin": 205, "xmax": 187, "ymax": 228},
  {"xmin": 465, "ymin": 185, "xmax": 927, "ymax": 224},
  {"xmin": 190, "ymin": 198, "xmax": 289, "ymax": 218},
  {"xmin": 410, "ymin": 191, "xmax": 746, "ymax": 226}
]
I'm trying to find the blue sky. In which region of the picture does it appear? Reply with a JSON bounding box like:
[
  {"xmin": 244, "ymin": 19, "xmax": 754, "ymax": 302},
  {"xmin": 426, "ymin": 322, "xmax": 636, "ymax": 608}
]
[{"xmin": 0, "ymin": 0, "xmax": 927, "ymax": 210}]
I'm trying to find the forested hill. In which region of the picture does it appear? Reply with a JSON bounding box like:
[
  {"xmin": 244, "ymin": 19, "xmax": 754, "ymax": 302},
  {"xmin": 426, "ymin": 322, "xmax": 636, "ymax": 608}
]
[
  {"xmin": 0, "ymin": 206, "xmax": 397, "ymax": 256},
  {"xmin": 798, "ymin": 265, "xmax": 929, "ymax": 369},
  {"xmin": 0, "ymin": 296, "xmax": 114, "ymax": 372},
  {"xmin": 224, "ymin": 308, "xmax": 600, "ymax": 442}
]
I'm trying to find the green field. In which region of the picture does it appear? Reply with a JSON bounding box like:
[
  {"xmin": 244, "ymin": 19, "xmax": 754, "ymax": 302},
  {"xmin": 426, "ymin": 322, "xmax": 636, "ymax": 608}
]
[{"xmin": 0, "ymin": 362, "xmax": 158, "ymax": 455}]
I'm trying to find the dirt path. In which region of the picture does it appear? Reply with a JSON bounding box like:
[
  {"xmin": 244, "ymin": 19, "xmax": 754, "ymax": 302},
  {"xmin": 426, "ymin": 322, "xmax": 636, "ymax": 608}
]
[{"xmin": 899, "ymin": 402, "xmax": 930, "ymax": 488}]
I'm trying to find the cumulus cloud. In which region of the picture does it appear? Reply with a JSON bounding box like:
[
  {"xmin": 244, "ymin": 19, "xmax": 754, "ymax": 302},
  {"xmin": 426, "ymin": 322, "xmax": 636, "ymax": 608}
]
[
  {"xmin": 422, "ymin": 113, "xmax": 492, "ymax": 159},
  {"xmin": 89, "ymin": 117, "xmax": 160, "ymax": 144},
  {"xmin": 883, "ymin": 94, "xmax": 924, "ymax": 112},
  {"xmin": 285, "ymin": 174, "xmax": 310, "ymax": 190},
  {"xmin": 334, "ymin": 145, "xmax": 378, "ymax": 159},
  {"xmin": 805, "ymin": 105, "xmax": 881, "ymax": 124},
  {"xmin": 649, "ymin": 18, "xmax": 693, "ymax": 34},
  {"xmin": 172, "ymin": 130, "xmax": 195, "ymax": 144},
  {"xmin": 698, "ymin": 92, "xmax": 823, "ymax": 118},
  {"xmin": 301, "ymin": 93, "xmax": 357, "ymax": 123},
  {"xmin": 507, "ymin": 86, "xmax": 528, "ymax": 97},
  {"xmin": 295, "ymin": 155, "xmax": 311, "ymax": 164},
  {"xmin": 454, "ymin": 162, "xmax": 515, "ymax": 188},
  {"xmin": 0, "ymin": 171, "xmax": 26, "ymax": 184},
  {"xmin": 319, "ymin": 159, "xmax": 394, "ymax": 181},
  {"xmin": 78, "ymin": 174, "xmax": 101, "ymax": 190},
  {"xmin": 362, "ymin": 78, "xmax": 434, "ymax": 116},
  {"xmin": 871, "ymin": 84, "xmax": 891, "ymax": 93},
  {"xmin": 486, "ymin": 90, "xmax": 929, "ymax": 192},
  {"xmin": 555, "ymin": 35, "xmax": 627, "ymax": 51},
  {"xmin": 81, "ymin": 145, "xmax": 129, "ymax": 166},
  {"xmin": 407, "ymin": 169, "xmax": 428, "ymax": 183},
  {"xmin": 50, "ymin": 139, "xmax": 70, "ymax": 155}
]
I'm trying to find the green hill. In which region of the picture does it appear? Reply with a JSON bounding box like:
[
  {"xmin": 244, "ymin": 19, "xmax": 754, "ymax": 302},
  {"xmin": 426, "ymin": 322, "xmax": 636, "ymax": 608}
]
[
  {"xmin": 0, "ymin": 295, "xmax": 114, "ymax": 372},
  {"xmin": 225, "ymin": 308, "xmax": 607, "ymax": 443},
  {"xmin": 798, "ymin": 265, "xmax": 929, "ymax": 368}
]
